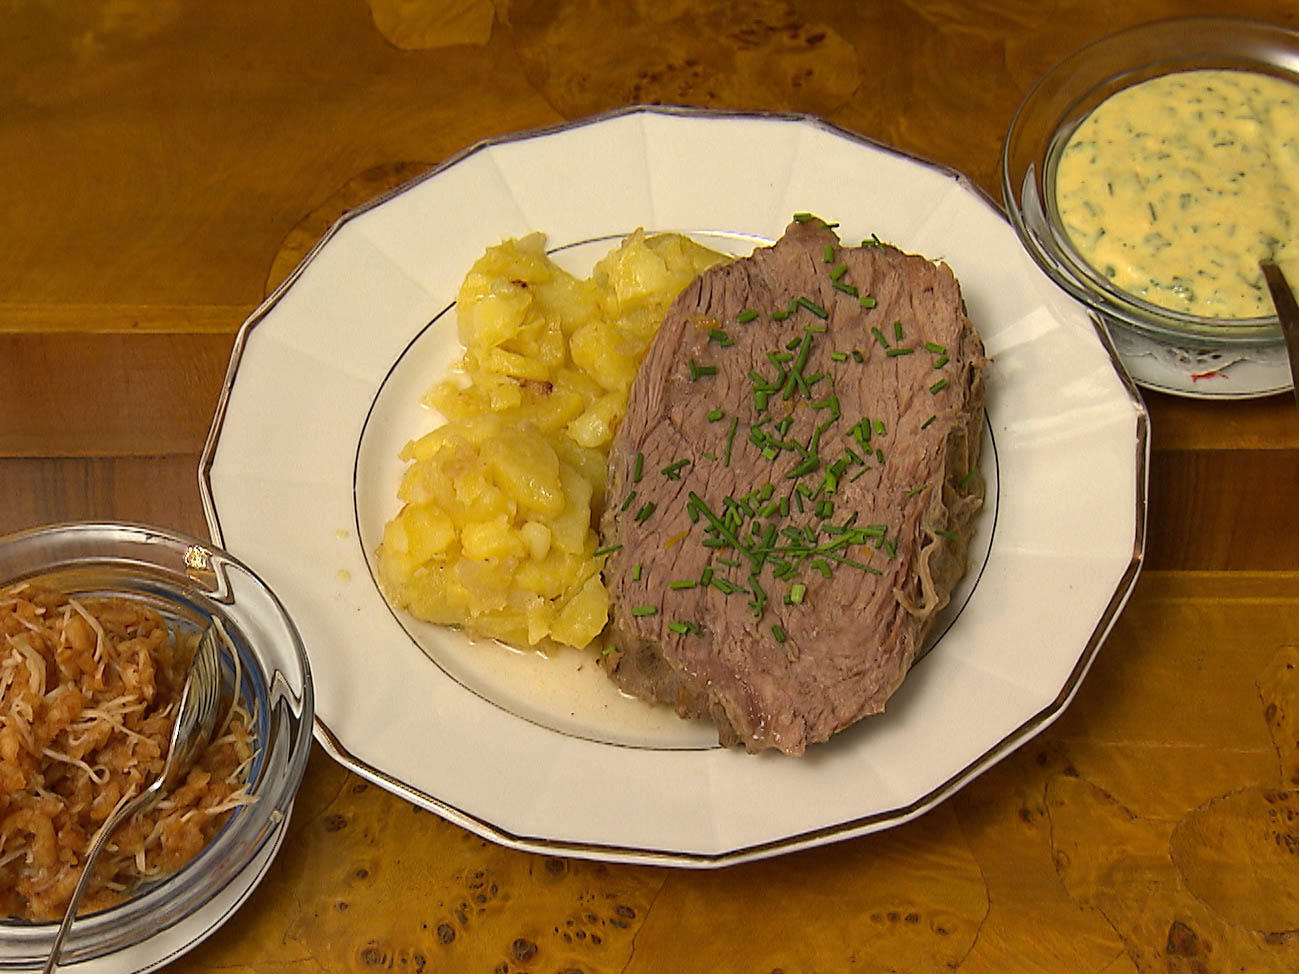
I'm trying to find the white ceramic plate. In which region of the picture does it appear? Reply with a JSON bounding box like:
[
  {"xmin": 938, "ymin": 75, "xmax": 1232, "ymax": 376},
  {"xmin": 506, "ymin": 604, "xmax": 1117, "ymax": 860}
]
[{"xmin": 200, "ymin": 107, "xmax": 1148, "ymax": 867}]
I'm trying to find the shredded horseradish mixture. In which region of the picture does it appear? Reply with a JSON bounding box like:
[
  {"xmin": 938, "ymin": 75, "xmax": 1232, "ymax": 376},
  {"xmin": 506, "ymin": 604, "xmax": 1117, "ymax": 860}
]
[{"xmin": 0, "ymin": 584, "xmax": 256, "ymax": 921}]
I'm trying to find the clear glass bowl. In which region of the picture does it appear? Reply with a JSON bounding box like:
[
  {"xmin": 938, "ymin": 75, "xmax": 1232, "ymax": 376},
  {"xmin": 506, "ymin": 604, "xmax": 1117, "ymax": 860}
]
[
  {"xmin": 1001, "ymin": 15, "xmax": 1299, "ymax": 348},
  {"xmin": 0, "ymin": 522, "xmax": 313, "ymax": 970}
]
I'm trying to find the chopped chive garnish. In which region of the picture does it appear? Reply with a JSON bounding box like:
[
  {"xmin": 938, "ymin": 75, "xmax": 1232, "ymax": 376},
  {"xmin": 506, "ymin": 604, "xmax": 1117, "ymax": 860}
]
[
  {"xmin": 706, "ymin": 409, "xmax": 724, "ymax": 422},
  {"xmin": 830, "ymin": 351, "xmax": 848, "ymax": 362},
  {"xmin": 832, "ymin": 281, "xmax": 859, "ymax": 296},
  {"xmin": 737, "ymin": 309, "xmax": 759, "ymax": 323},
  {"xmin": 829, "ymin": 263, "xmax": 848, "ymax": 281},
  {"xmin": 667, "ymin": 621, "xmax": 690, "ymax": 634},
  {"xmin": 772, "ymin": 309, "xmax": 789, "ymax": 321},
  {"xmin": 602, "ymin": 646, "xmax": 617, "ymax": 655},
  {"xmin": 620, "ymin": 490, "xmax": 637, "ymax": 511},
  {"xmin": 666, "ymin": 461, "xmax": 694, "ymax": 482},
  {"xmin": 709, "ymin": 328, "xmax": 734, "ymax": 346},
  {"xmin": 823, "ymin": 244, "xmax": 835, "ymax": 263},
  {"xmin": 669, "ymin": 579, "xmax": 698, "ymax": 590},
  {"xmin": 794, "ymin": 211, "xmax": 815, "ymax": 222},
  {"xmin": 872, "ymin": 419, "xmax": 886, "ymax": 435},
  {"xmin": 934, "ymin": 529, "xmax": 958, "ymax": 540},
  {"xmin": 772, "ymin": 624, "xmax": 787, "ymax": 643},
  {"xmin": 701, "ymin": 451, "xmax": 718, "ymax": 460},
  {"xmin": 885, "ymin": 347, "xmax": 914, "ymax": 357},
  {"xmin": 593, "ymin": 544, "xmax": 622, "ymax": 557},
  {"xmin": 631, "ymin": 605, "xmax": 658, "ymax": 617},
  {"xmin": 790, "ymin": 583, "xmax": 806, "ymax": 604},
  {"xmin": 852, "ymin": 349, "xmax": 864, "ymax": 363},
  {"xmin": 633, "ymin": 452, "xmax": 644, "ymax": 482},
  {"xmin": 859, "ymin": 295, "xmax": 877, "ymax": 308},
  {"xmin": 921, "ymin": 415, "xmax": 937, "ymax": 430},
  {"xmin": 871, "ymin": 327, "xmax": 890, "ymax": 348},
  {"xmin": 924, "ymin": 342, "xmax": 947, "ymax": 354},
  {"xmin": 930, "ymin": 378, "xmax": 949, "ymax": 394},
  {"xmin": 893, "ymin": 321, "xmax": 904, "ymax": 341},
  {"xmin": 724, "ymin": 416, "xmax": 739, "ymax": 466},
  {"xmin": 933, "ymin": 354, "xmax": 949, "ymax": 368},
  {"xmin": 906, "ymin": 485, "xmax": 927, "ymax": 497},
  {"xmin": 797, "ymin": 297, "xmax": 829, "ymax": 319},
  {"xmin": 635, "ymin": 502, "xmax": 657, "ymax": 522},
  {"xmin": 960, "ymin": 468, "xmax": 978, "ymax": 489},
  {"xmin": 689, "ymin": 359, "xmax": 718, "ymax": 380},
  {"xmin": 632, "ymin": 563, "xmax": 643, "ymax": 581}
]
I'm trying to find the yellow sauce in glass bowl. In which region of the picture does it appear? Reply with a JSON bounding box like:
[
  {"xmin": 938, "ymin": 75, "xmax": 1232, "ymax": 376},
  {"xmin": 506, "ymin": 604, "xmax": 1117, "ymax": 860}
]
[{"xmin": 1054, "ymin": 68, "xmax": 1299, "ymax": 320}]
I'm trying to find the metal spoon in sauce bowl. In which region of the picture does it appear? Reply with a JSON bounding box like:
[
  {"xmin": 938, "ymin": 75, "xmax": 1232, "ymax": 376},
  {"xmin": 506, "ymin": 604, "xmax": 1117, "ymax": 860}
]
[
  {"xmin": 1259, "ymin": 259, "xmax": 1299, "ymax": 410},
  {"xmin": 43, "ymin": 621, "xmax": 228, "ymax": 974}
]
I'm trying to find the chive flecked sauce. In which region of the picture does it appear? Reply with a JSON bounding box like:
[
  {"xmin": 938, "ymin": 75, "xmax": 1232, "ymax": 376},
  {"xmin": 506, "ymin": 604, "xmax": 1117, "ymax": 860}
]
[{"xmin": 1054, "ymin": 68, "xmax": 1299, "ymax": 320}]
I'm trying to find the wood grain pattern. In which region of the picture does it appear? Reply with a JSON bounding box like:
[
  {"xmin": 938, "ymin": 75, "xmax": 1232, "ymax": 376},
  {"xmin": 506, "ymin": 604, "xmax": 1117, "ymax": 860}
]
[
  {"xmin": 0, "ymin": 456, "xmax": 207, "ymax": 538},
  {"xmin": 4, "ymin": 1, "xmax": 1299, "ymax": 970},
  {"xmin": 0, "ymin": 333, "xmax": 234, "ymax": 458}
]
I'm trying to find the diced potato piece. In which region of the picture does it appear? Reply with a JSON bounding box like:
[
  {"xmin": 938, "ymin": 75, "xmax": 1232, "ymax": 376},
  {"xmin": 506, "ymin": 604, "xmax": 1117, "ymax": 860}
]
[
  {"xmin": 569, "ymin": 319, "xmax": 640, "ymax": 393},
  {"xmin": 550, "ymin": 574, "xmax": 611, "ymax": 649},
  {"xmin": 566, "ymin": 391, "xmax": 625, "ymax": 449},
  {"xmin": 480, "ymin": 346, "xmax": 552, "ymax": 382},
  {"xmin": 462, "ymin": 287, "xmax": 532, "ymax": 349},
  {"xmin": 526, "ymin": 597, "xmax": 556, "ymax": 646},
  {"xmin": 481, "ymin": 433, "xmax": 564, "ymax": 519},
  {"xmin": 519, "ymin": 521, "xmax": 551, "ymax": 561},
  {"xmin": 377, "ymin": 229, "xmax": 728, "ymax": 654},
  {"xmin": 461, "ymin": 514, "xmax": 524, "ymax": 561},
  {"xmin": 549, "ymin": 463, "xmax": 593, "ymax": 555},
  {"xmin": 400, "ymin": 505, "xmax": 456, "ymax": 562}
]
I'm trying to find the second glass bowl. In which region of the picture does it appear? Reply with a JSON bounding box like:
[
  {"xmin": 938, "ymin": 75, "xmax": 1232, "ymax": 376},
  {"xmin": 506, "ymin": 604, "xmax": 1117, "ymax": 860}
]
[{"xmin": 1001, "ymin": 16, "xmax": 1299, "ymax": 353}]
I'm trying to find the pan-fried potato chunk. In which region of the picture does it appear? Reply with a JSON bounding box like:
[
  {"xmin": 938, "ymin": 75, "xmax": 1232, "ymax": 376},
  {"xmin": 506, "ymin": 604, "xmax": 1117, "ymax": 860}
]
[{"xmin": 378, "ymin": 231, "xmax": 725, "ymax": 651}]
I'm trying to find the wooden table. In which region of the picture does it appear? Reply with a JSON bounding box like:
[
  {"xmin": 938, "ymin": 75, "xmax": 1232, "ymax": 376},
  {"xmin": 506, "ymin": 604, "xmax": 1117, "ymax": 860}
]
[{"xmin": 5, "ymin": 2, "xmax": 1299, "ymax": 971}]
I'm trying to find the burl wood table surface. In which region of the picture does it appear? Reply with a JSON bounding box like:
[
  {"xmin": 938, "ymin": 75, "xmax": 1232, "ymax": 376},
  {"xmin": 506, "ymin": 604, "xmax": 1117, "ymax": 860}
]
[{"xmin": 4, "ymin": 2, "xmax": 1299, "ymax": 971}]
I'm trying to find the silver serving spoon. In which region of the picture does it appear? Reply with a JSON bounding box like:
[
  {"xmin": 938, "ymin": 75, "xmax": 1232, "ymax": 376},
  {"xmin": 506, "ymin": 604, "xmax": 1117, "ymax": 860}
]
[{"xmin": 43, "ymin": 621, "xmax": 227, "ymax": 974}]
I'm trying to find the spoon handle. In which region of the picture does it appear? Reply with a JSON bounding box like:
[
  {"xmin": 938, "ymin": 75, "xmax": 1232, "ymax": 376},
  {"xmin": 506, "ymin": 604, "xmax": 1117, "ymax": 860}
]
[
  {"xmin": 42, "ymin": 782, "xmax": 163, "ymax": 974},
  {"xmin": 1259, "ymin": 259, "xmax": 1299, "ymax": 409}
]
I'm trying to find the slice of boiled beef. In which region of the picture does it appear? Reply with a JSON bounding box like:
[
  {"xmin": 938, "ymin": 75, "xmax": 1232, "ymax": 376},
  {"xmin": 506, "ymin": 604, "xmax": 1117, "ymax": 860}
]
[{"xmin": 598, "ymin": 218, "xmax": 987, "ymax": 755}]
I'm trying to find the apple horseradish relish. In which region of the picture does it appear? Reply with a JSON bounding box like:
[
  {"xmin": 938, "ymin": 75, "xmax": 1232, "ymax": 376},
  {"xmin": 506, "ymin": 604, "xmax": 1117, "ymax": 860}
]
[{"xmin": 1054, "ymin": 68, "xmax": 1299, "ymax": 320}]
